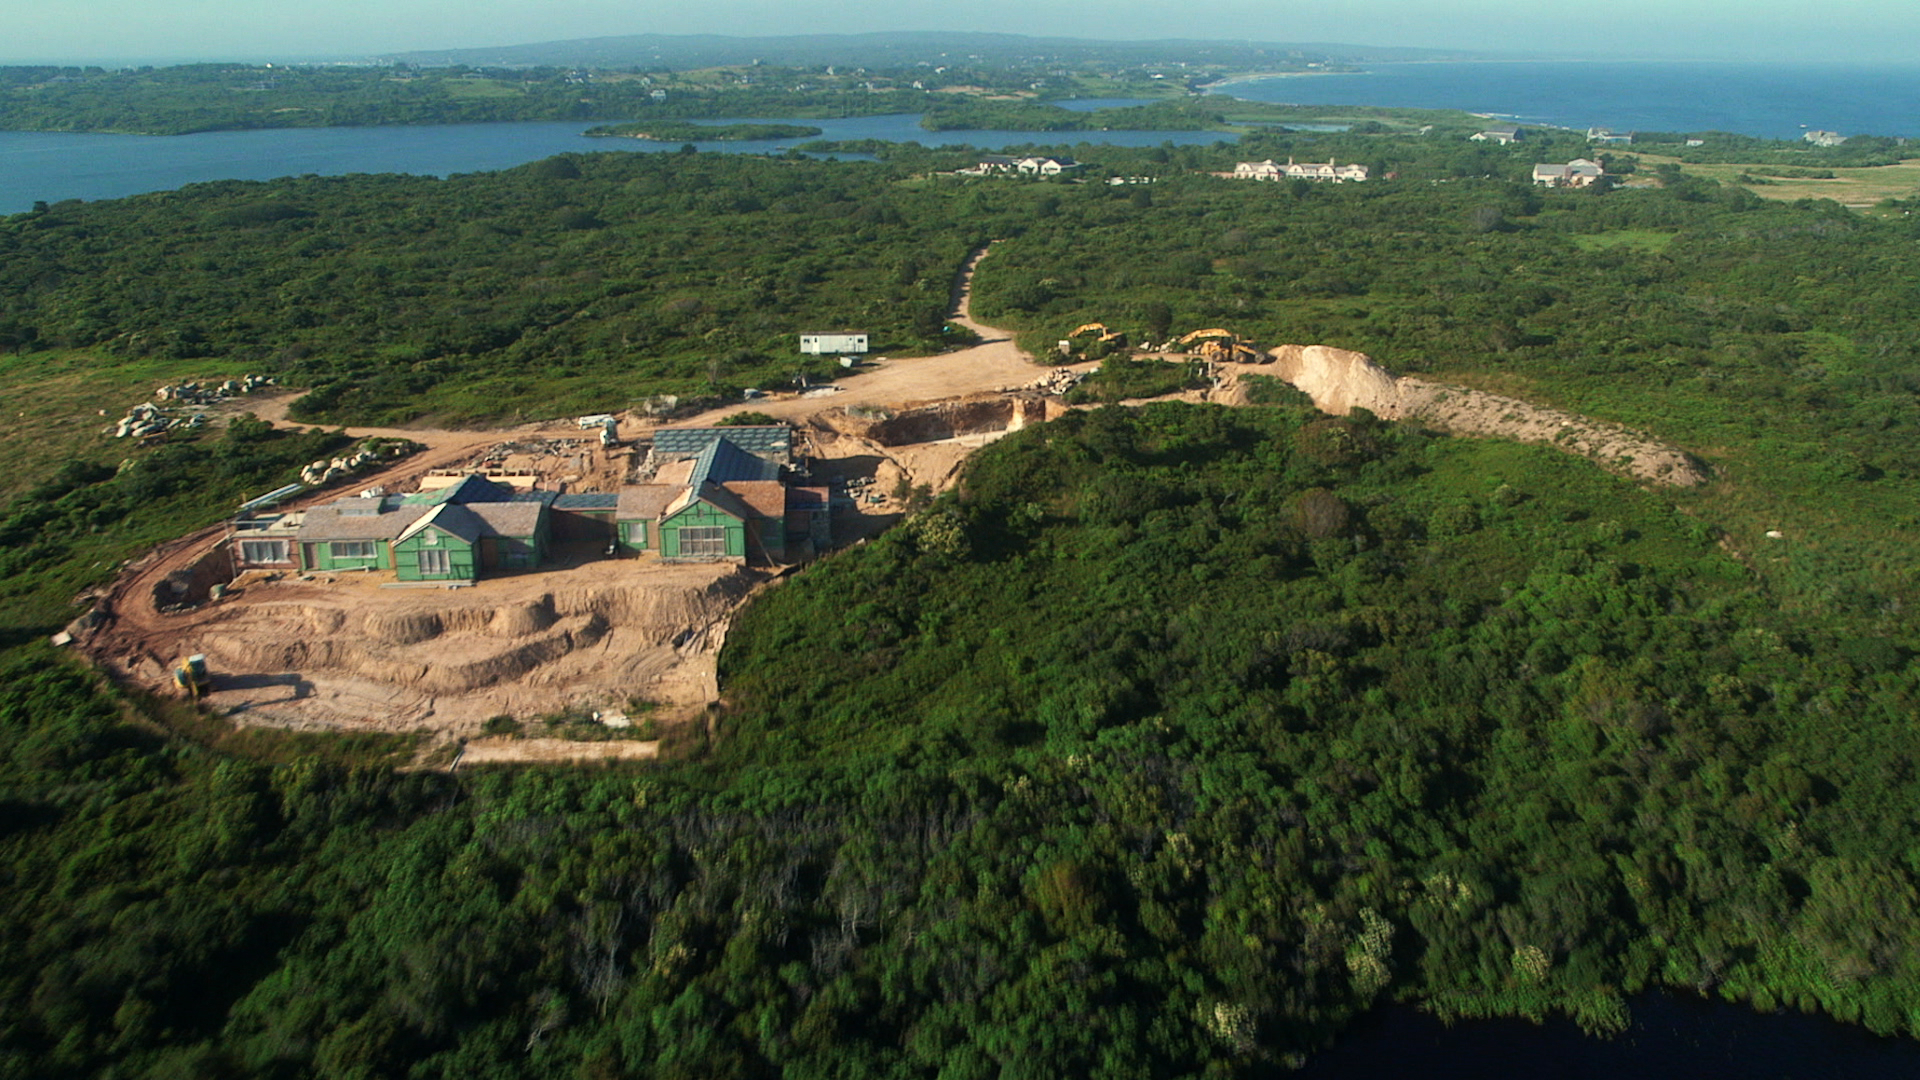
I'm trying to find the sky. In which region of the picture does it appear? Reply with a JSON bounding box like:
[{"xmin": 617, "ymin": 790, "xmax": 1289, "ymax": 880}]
[{"xmin": 1, "ymin": 0, "xmax": 1917, "ymax": 66}]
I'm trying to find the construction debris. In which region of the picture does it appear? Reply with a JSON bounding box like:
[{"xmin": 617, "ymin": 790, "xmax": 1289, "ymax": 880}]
[
  {"xmin": 299, "ymin": 440, "xmax": 416, "ymax": 488},
  {"xmin": 152, "ymin": 374, "xmax": 275, "ymax": 405},
  {"xmin": 1026, "ymin": 368, "xmax": 1086, "ymax": 395},
  {"xmin": 113, "ymin": 374, "xmax": 278, "ymax": 439}
]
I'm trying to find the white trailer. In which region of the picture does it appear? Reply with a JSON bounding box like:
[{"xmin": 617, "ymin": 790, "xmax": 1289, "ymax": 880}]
[{"xmin": 800, "ymin": 333, "xmax": 869, "ymax": 355}]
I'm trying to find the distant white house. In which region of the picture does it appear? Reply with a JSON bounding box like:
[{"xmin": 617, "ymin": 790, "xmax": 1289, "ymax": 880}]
[
  {"xmin": 960, "ymin": 154, "xmax": 1077, "ymax": 176},
  {"xmin": 1587, "ymin": 127, "xmax": 1633, "ymax": 145},
  {"xmin": 1804, "ymin": 130, "xmax": 1847, "ymax": 147},
  {"xmin": 1016, "ymin": 156, "xmax": 1077, "ymax": 175},
  {"xmin": 1231, "ymin": 158, "xmax": 1369, "ymax": 183},
  {"xmin": 1532, "ymin": 158, "xmax": 1607, "ymax": 188},
  {"xmin": 800, "ymin": 333, "xmax": 868, "ymax": 355},
  {"xmin": 1470, "ymin": 126, "xmax": 1523, "ymax": 145}
]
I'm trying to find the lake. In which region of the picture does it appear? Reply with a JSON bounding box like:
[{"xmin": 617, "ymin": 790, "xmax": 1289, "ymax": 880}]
[
  {"xmin": 1220, "ymin": 60, "xmax": 1920, "ymax": 141},
  {"xmin": 0, "ymin": 113, "xmax": 1236, "ymax": 214}
]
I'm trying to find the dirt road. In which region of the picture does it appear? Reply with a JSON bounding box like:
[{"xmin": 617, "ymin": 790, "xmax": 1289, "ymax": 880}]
[{"xmin": 683, "ymin": 244, "xmax": 1066, "ymax": 426}]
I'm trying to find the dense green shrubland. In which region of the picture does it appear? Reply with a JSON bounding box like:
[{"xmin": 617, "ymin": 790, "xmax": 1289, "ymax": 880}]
[
  {"xmin": 2, "ymin": 133, "xmax": 1920, "ymax": 1075},
  {"xmin": 4, "ymin": 405, "xmax": 1918, "ymax": 1077}
]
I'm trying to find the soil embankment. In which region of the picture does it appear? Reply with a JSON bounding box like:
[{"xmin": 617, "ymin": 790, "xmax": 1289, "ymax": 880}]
[
  {"xmin": 91, "ymin": 561, "xmax": 757, "ymax": 736},
  {"xmin": 1235, "ymin": 345, "xmax": 1709, "ymax": 487}
]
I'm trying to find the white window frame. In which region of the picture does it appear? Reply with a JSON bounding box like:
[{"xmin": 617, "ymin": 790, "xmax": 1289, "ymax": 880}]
[
  {"xmin": 678, "ymin": 525, "xmax": 729, "ymax": 558},
  {"xmin": 330, "ymin": 540, "xmax": 376, "ymax": 560},
  {"xmin": 417, "ymin": 548, "xmax": 451, "ymax": 576},
  {"xmin": 240, "ymin": 539, "xmax": 287, "ymax": 564}
]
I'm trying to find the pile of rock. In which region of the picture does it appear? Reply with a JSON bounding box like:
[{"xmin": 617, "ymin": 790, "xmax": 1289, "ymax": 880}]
[
  {"xmin": 153, "ymin": 374, "xmax": 275, "ymax": 405},
  {"xmin": 112, "ymin": 402, "xmax": 206, "ymax": 439},
  {"xmin": 299, "ymin": 441, "xmax": 412, "ymax": 487},
  {"xmin": 476, "ymin": 438, "xmax": 591, "ymax": 468},
  {"xmin": 1026, "ymin": 368, "xmax": 1085, "ymax": 395}
]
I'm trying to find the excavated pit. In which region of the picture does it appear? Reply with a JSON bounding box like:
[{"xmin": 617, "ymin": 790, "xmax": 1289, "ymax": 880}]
[
  {"xmin": 836, "ymin": 394, "xmax": 1062, "ymax": 447},
  {"xmin": 108, "ymin": 564, "xmax": 762, "ymax": 734}
]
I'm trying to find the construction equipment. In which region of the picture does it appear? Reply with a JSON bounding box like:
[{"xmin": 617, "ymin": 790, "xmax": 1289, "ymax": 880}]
[
  {"xmin": 173, "ymin": 654, "xmax": 211, "ymax": 699},
  {"xmin": 1070, "ymin": 322, "xmax": 1128, "ymax": 346},
  {"xmin": 1177, "ymin": 328, "xmax": 1266, "ymax": 364}
]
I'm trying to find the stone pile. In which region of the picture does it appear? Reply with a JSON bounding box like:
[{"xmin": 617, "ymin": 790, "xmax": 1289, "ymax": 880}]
[
  {"xmin": 112, "ymin": 402, "xmax": 206, "ymax": 439},
  {"xmin": 299, "ymin": 441, "xmax": 413, "ymax": 487},
  {"xmin": 1026, "ymin": 368, "xmax": 1085, "ymax": 395},
  {"xmin": 153, "ymin": 373, "xmax": 275, "ymax": 405}
]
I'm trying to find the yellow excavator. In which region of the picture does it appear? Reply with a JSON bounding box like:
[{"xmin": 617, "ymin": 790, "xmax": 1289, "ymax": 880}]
[
  {"xmin": 174, "ymin": 654, "xmax": 211, "ymax": 699},
  {"xmin": 1075, "ymin": 322, "xmax": 1129, "ymax": 345},
  {"xmin": 1177, "ymin": 328, "xmax": 1265, "ymax": 364}
]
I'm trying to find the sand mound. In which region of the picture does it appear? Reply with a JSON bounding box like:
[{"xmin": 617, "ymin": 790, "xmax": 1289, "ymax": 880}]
[{"xmin": 1243, "ymin": 346, "xmax": 1709, "ymax": 487}]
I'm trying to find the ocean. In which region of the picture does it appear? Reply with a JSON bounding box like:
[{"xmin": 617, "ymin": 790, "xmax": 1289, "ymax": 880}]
[
  {"xmin": 1219, "ymin": 60, "xmax": 1920, "ymax": 140},
  {"xmin": 5, "ymin": 63, "xmax": 1916, "ymax": 214}
]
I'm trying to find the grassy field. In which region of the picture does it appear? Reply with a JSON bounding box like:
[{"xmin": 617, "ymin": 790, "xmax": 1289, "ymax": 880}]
[
  {"xmin": 0, "ymin": 351, "xmax": 258, "ymax": 502},
  {"xmin": 1638, "ymin": 152, "xmax": 1920, "ymax": 207}
]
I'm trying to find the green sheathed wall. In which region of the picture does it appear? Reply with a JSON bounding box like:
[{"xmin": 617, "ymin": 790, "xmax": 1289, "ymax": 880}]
[
  {"xmin": 392, "ymin": 529, "xmax": 478, "ymax": 581},
  {"xmin": 660, "ymin": 501, "xmax": 746, "ymax": 559},
  {"xmin": 307, "ymin": 540, "xmax": 394, "ymax": 572}
]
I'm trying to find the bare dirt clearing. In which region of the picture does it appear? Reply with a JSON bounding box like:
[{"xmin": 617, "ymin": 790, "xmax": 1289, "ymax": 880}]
[
  {"xmin": 91, "ymin": 557, "xmax": 758, "ymax": 736},
  {"xmin": 74, "ymin": 244, "xmax": 1710, "ymax": 767}
]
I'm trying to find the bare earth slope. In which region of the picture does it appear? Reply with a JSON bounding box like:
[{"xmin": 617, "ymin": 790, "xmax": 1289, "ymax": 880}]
[{"xmin": 1234, "ymin": 345, "xmax": 1709, "ymax": 487}]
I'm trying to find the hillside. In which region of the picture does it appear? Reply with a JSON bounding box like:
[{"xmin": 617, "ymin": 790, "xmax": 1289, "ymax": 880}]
[{"xmin": 2, "ymin": 130, "xmax": 1919, "ymax": 1074}]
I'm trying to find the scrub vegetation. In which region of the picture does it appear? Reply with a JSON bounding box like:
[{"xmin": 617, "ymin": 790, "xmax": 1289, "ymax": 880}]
[{"xmin": 3, "ymin": 123, "xmax": 1920, "ymax": 1075}]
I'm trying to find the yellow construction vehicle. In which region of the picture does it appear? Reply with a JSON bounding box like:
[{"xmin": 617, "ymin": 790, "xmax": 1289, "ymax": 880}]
[
  {"xmin": 1058, "ymin": 322, "xmax": 1130, "ymax": 360},
  {"xmin": 1177, "ymin": 328, "xmax": 1265, "ymax": 364},
  {"xmin": 174, "ymin": 654, "xmax": 210, "ymax": 699},
  {"xmin": 1071, "ymin": 322, "xmax": 1128, "ymax": 346}
]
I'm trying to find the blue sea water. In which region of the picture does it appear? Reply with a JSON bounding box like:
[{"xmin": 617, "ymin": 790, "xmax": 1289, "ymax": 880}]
[
  {"xmin": 0, "ymin": 114, "xmax": 1234, "ymax": 214},
  {"xmin": 1221, "ymin": 60, "xmax": 1920, "ymax": 140}
]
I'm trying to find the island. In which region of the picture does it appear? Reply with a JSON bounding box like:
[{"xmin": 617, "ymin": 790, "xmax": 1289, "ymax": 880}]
[{"xmin": 583, "ymin": 121, "xmax": 825, "ymax": 141}]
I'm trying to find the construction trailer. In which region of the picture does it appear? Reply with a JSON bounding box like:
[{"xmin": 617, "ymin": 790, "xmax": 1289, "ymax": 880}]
[{"xmin": 800, "ymin": 333, "xmax": 868, "ymax": 355}]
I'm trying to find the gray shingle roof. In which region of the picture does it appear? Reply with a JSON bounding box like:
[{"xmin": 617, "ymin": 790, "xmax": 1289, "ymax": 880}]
[
  {"xmin": 553, "ymin": 492, "xmax": 620, "ymax": 510},
  {"xmin": 297, "ymin": 504, "xmax": 429, "ymax": 542},
  {"xmin": 616, "ymin": 485, "xmax": 681, "ymax": 521},
  {"xmin": 467, "ymin": 502, "xmax": 546, "ymax": 538}
]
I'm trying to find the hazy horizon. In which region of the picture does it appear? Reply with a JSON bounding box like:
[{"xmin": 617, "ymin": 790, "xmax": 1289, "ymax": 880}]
[{"xmin": 2, "ymin": 1, "xmax": 1919, "ymax": 68}]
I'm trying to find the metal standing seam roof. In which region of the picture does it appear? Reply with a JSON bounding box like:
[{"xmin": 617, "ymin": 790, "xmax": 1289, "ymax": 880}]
[
  {"xmin": 688, "ymin": 437, "xmax": 784, "ymax": 487},
  {"xmin": 652, "ymin": 425, "xmax": 791, "ymax": 460},
  {"xmin": 401, "ymin": 474, "xmax": 517, "ymax": 507},
  {"xmin": 395, "ymin": 504, "xmax": 478, "ymax": 547}
]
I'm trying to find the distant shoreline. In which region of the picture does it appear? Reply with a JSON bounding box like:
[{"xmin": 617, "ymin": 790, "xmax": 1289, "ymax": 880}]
[{"xmin": 1203, "ymin": 70, "xmax": 1355, "ymax": 92}]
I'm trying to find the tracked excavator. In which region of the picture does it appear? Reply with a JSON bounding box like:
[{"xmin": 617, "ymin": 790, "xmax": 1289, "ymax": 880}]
[
  {"xmin": 1177, "ymin": 328, "xmax": 1266, "ymax": 364},
  {"xmin": 1058, "ymin": 322, "xmax": 1130, "ymax": 358}
]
